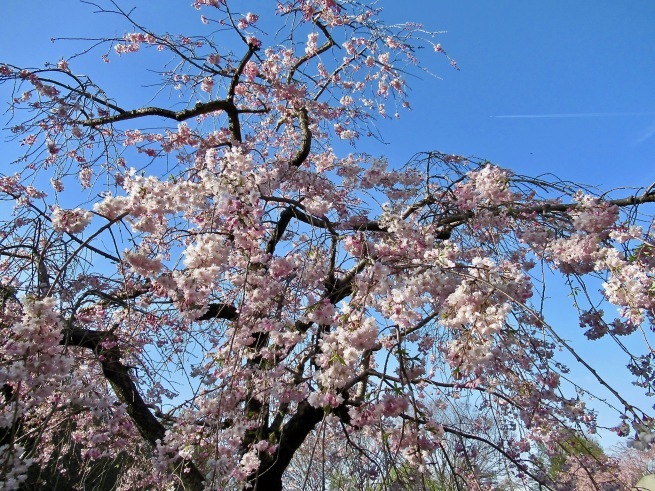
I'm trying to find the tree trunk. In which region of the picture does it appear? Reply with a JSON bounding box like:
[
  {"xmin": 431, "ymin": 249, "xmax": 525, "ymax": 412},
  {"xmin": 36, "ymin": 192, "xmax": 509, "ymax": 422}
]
[{"xmin": 246, "ymin": 400, "xmax": 324, "ymax": 491}]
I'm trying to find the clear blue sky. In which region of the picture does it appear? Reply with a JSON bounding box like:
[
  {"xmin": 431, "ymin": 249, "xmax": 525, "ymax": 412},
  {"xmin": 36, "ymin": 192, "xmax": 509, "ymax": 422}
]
[
  {"xmin": 377, "ymin": 1, "xmax": 655, "ymax": 190},
  {"xmin": 2, "ymin": 0, "xmax": 655, "ymax": 448}
]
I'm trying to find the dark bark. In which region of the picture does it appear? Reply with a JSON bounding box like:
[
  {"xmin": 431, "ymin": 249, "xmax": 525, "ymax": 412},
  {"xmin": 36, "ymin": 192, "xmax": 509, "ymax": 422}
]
[
  {"xmin": 246, "ymin": 400, "xmax": 324, "ymax": 491},
  {"xmin": 196, "ymin": 302, "xmax": 239, "ymax": 321},
  {"xmin": 62, "ymin": 327, "xmax": 205, "ymax": 491},
  {"xmin": 266, "ymin": 206, "xmax": 295, "ymax": 255},
  {"xmin": 289, "ymin": 107, "xmax": 312, "ymax": 168}
]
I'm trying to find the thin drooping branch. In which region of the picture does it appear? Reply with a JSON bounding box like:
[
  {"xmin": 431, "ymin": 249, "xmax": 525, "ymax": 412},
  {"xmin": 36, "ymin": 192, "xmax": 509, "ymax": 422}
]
[
  {"xmin": 34, "ymin": 72, "xmax": 126, "ymax": 114},
  {"xmin": 4, "ymin": 192, "xmax": 122, "ymax": 263},
  {"xmin": 47, "ymin": 213, "xmax": 128, "ymax": 297},
  {"xmin": 442, "ymin": 425, "xmax": 551, "ymax": 488},
  {"xmin": 102, "ymin": 0, "xmax": 212, "ymax": 76}
]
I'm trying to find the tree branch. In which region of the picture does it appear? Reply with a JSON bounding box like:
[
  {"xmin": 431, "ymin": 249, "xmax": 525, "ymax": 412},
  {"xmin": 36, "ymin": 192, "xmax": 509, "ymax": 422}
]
[
  {"xmin": 80, "ymin": 99, "xmax": 237, "ymax": 127},
  {"xmin": 61, "ymin": 326, "xmax": 205, "ymax": 491},
  {"xmin": 196, "ymin": 302, "xmax": 239, "ymax": 321},
  {"xmin": 249, "ymin": 399, "xmax": 324, "ymax": 490},
  {"xmin": 266, "ymin": 206, "xmax": 295, "ymax": 256},
  {"xmin": 289, "ymin": 107, "xmax": 312, "ymax": 168}
]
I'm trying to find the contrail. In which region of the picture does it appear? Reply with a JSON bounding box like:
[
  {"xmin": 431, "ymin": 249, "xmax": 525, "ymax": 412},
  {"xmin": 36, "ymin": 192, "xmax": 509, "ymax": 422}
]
[
  {"xmin": 635, "ymin": 121, "xmax": 655, "ymax": 144},
  {"xmin": 491, "ymin": 112, "xmax": 655, "ymax": 119}
]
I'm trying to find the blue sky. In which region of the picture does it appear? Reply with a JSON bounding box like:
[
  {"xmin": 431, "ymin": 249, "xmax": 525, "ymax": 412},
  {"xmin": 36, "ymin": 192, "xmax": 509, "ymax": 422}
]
[
  {"xmin": 2, "ymin": 0, "xmax": 655, "ymax": 448},
  {"xmin": 2, "ymin": 1, "xmax": 654, "ymax": 189},
  {"xmin": 376, "ymin": 1, "xmax": 655, "ymax": 190}
]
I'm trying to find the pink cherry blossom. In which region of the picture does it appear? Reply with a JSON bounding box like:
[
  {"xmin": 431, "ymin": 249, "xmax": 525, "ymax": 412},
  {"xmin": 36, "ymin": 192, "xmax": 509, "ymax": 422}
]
[
  {"xmin": 1, "ymin": 3, "xmax": 654, "ymax": 491},
  {"xmin": 51, "ymin": 205, "xmax": 93, "ymax": 233}
]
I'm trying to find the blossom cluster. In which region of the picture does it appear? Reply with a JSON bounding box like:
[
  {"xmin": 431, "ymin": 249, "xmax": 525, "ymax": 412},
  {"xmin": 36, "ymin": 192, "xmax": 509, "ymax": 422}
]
[
  {"xmin": 454, "ymin": 164, "xmax": 514, "ymax": 210},
  {"xmin": 51, "ymin": 206, "xmax": 93, "ymax": 233}
]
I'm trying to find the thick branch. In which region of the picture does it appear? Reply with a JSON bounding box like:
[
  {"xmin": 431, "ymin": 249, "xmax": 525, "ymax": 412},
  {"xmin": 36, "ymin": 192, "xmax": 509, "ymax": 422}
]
[
  {"xmin": 248, "ymin": 399, "xmax": 324, "ymax": 491},
  {"xmin": 196, "ymin": 302, "xmax": 239, "ymax": 321},
  {"xmin": 289, "ymin": 107, "xmax": 312, "ymax": 168},
  {"xmin": 81, "ymin": 99, "xmax": 236, "ymax": 127},
  {"xmin": 287, "ymin": 19, "xmax": 336, "ymax": 83},
  {"xmin": 325, "ymin": 257, "xmax": 370, "ymax": 305},
  {"xmin": 436, "ymin": 192, "xmax": 655, "ymax": 228},
  {"xmin": 61, "ymin": 327, "xmax": 205, "ymax": 491},
  {"xmin": 348, "ymin": 191, "xmax": 655, "ymax": 236},
  {"xmin": 228, "ymin": 43, "xmax": 258, "ymax": 100},
  {"xmin": 266, "ymin": 206, "xmax": 295, "ymax": 256}
]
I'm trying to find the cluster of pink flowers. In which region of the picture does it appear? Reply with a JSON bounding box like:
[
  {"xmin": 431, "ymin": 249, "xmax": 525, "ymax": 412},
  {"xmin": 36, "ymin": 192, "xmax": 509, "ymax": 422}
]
[
  {"xmin": 200, "ymin": 76, "xmax": 214, "ymax": 93},
  {"xmin": 242, "ymin": 61, "xmax": 259, "ymax": 81},
  {"xmin": 0, "ymin": 300, "xmax": 54, "ymax": 488},
  {"xmin": 114, "ymin": 32, "xmax": 157, "ymax": 54},
  {"xmin": 1, "ymin": 297, "xmax": 73, "ymax": 434},
  {"xmin": 305, "ymin": 31, "xmax": 320, "ymax": 55},
  {"xmin": 237, "ymin": 12, "xmax": 259, "ymax": 30},
  {"xmin": 454, "ymin": 164, "xmax": 514, "ymax": 210},
  {"xmin": 123, "ymin": 250, "xmax": 163, "ymax": 277},
  {"xmin": 193, "ymin": 0, "xmax": 223, "ymax": 8},
  {"xmin": 572, "ymin": 197, "xmax": 619, "ymax": 234},
  {"xmin": 601, "ymin": 248, "xmax": 655, "ymax": 326},
  {"xmin": 51, "ymin": 205, "xmax": 93, "ymax": 233},
  {"xmin": 79, "ymin": 166, "xmax": 93, "ymax": 188}
]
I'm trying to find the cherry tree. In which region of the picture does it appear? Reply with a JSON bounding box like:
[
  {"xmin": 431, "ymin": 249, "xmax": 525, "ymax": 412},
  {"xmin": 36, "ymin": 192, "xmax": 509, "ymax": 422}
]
[
  {"xmin": 1, "ymin": 1, "xmax": 655, "ymax": 490},
  {"xmin": 610, "ymin": 443, "xmax": 655, "ymax": 487}
]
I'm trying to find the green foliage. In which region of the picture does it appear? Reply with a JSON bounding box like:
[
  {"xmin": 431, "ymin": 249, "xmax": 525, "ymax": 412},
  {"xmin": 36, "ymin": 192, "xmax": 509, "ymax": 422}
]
[{"xmin": 546, "ymin": 433, "xmax": 606, "ymax": 479}]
